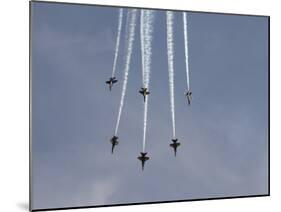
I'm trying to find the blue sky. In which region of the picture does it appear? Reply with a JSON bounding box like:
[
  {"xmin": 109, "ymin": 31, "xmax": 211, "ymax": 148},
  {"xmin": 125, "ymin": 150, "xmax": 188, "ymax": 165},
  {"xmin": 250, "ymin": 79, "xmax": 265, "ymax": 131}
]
[{"xmin": 31, "ymin": 2, "xmax": 268, "ymax": 210}]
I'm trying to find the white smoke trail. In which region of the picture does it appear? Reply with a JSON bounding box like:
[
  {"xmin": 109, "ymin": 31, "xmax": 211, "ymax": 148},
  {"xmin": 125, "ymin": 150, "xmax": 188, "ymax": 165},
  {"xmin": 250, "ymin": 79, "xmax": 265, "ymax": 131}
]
[
  {"xmin": 140, "ymin": 10, "xmax": 145, "ymax": 86},
  {"xmin": 114, "ymin": 9, "xmax": 137, "ymax": 136},
  {"xmin": 111, "ymin": 8, "xmax": 124, "ymax": 78},
  {"xmin": 142, "ymin": 97, "xmax": 148, "ymax": 152},
  {"xmin": 140, "ymin": 10, "xmax": 155, "ymax": 152},
  {"xmin": 166, "ymin": 11, "xmax": 176, "ymax": 139},
  {"xmin": 143, "ymin": 10, "xmax": 154, "ymax": 89},
  {"xmin": 123, "ymin": 9, "xmax": 130, "ymax": 43},
  {"xmin": 183, "ymin": 12, "xmax": 190, "ymax": 90}
]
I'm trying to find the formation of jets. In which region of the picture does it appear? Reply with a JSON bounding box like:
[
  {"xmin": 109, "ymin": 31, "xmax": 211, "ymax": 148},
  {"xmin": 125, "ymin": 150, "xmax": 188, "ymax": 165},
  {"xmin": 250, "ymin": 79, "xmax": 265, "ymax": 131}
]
[
  {"xmin": 106, "ymin": 77, "xmax": 118, "ymax": 91},
  {"xmin": 106, "ymin": 80, "xmax": 191, "ymax": 170},
  {"xmin": 139, "ymin": 87, "xmax": 150, "ymax": 102},
  {"xmin": 106, "ymin": 76, "xmax": 192, "ymax": 105}
]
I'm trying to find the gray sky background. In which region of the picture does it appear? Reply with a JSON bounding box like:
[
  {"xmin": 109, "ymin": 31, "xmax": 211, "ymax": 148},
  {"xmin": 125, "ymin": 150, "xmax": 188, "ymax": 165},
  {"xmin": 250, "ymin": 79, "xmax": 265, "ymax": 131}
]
[{"xmin": 31, "ymin": 2, "xmax": 269, "ymax": 210}]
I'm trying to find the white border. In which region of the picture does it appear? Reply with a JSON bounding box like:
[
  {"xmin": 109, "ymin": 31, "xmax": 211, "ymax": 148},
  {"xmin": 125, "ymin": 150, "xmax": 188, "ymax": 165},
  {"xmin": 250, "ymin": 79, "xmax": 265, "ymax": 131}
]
[{"xmin": 0, "ymin": 0, "xmax": 278, "ymax": 211}]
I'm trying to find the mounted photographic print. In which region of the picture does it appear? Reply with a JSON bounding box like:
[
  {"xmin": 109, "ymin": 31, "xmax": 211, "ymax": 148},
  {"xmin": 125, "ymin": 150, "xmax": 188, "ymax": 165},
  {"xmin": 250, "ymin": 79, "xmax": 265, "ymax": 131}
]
[{"xmin": 30, "ymin": 1, "xmax": 269, "ymax": 211}]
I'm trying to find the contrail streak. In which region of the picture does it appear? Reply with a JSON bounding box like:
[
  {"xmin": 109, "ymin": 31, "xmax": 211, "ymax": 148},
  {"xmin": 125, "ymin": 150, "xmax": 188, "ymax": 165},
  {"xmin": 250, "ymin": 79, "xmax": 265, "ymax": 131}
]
[
  {"xmin": 183, "ymin": 12, "xmax": 190, "ymax": 90},
  {"xmin": 143, "ymin": 97, "xmax": 148, "ymax": 152},
  {"xmin": 166, "ymin": 11, "xmax": 176, "ymax": 139},
  {"xmin": 140, "ymin": 10, "xmax": 145, "ymax": 85},
  {"xmin": 143, "ymin": 10, "xmax": 154, "ymax": 89},
  {"xmin": 111, "ymin": 8, "xmax": 124, "ymax": 78},
  {"xmin": 141, "ymin": 10, "xmax": 154, "ymax": 152},
  {"xmin": 114, "ymin": 9, "xmax": 137, "ymax": 136}
]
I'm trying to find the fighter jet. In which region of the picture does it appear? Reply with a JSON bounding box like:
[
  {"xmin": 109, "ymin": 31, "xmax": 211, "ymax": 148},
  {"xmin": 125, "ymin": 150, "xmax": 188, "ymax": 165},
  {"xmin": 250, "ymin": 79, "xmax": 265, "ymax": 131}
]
[
  {"xmin": 138, "ymin": 152, "xmax": 150, "ymax": 171},
  {"xmin": 185, "ymin": 90, "xmax": 192, "ymax": 105},
  {"xmin": 110, "ymin": 136, "xmax": 119, "ymax": 154},
  {"xmin": 170, "ymin": 138, "xmax": 181, "ymax": 157},
  {"xmin": 106, "ymin": 77, "xmax": 118, "ymax": 91},
  {"xmin": 139, "ymin": 88, "xmax": 150, "ymax": 102}
]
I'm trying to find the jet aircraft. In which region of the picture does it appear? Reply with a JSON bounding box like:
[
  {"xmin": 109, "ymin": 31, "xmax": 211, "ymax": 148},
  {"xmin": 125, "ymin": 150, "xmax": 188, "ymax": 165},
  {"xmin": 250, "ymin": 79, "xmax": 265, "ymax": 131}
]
[
  {"xmin": 170, "ymin": 138, "xmax": 181, "ymax": 156},
  {"xmin": 110, "ymin": 136, "xmax": 119, "ymax": 154},
  {"xmin": 106, "ymin": 77, "xmax": 118, "ymax": 91},
  {"xmin": 139, "ymin": 88, "xmax": 150, "ymax": 102},
  {"xmin": 138, "ymin": 152, "xmax": 150, "ymax": 171},
  {"xmin": 185, "ymin": 90, "xmax": 192, "ymax": 105}
]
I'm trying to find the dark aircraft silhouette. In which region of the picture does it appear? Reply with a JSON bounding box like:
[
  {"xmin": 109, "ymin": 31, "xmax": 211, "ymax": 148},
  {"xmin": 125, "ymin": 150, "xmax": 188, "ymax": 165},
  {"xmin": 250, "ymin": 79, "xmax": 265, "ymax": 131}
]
[
  {"xmin": 110, "ymin": 136, "xmax": 119, "ymax": 154},
  {"xmin": 185, "ymin": 90, "xmax": 192, "ymax": 105},
  {"xmin": 139, "ymin": 87, "xmax": 150, "ymax": 102},
  {"xmin": 138, "ymin": 152, "xmax": 150, "ymax": 171},
  {"xmin": 170, "ymin": 138, "xmax": 181, "ymax": 156},
  {"xmin": 106, "ymin": 77, "xmax": 118, "ymax": 91}
]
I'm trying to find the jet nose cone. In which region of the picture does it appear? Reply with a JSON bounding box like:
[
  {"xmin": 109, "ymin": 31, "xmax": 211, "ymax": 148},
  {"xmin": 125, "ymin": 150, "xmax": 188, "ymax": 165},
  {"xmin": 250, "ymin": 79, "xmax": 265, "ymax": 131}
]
[{"xmin": 111, "ymin": 144, "xmax": 115, "ymax": 154}]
